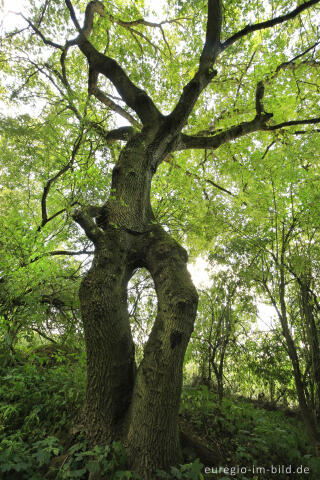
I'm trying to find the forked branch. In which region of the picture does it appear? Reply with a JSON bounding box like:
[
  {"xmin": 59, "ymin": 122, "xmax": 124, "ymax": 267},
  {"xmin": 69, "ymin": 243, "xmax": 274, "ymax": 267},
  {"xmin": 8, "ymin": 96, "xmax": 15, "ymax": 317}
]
[
  {"xmin": 65, "ymin": 0, "xmax": 162, "ymax": 126},
  {"xmin": 176, "ymin": 113, "xmax": 272, "ymax": 151},
  {"xmin": 177, "ymin": 113, "xmax": 320, "ymax": 151},
  {"xmin": 176, "ymin": 75, "xmax": 320, "ymax": 151}
]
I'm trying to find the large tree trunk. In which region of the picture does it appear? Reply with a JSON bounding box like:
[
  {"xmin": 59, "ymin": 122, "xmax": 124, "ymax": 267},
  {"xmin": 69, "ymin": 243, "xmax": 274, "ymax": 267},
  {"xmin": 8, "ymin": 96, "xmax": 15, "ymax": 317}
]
[
  {"xmin": 126, "ymin": 224, "xmax": 198, "ymax": 473},
  {"xmin": 74, "ymin": 133, "xmax": 198, "ymax": 478}
]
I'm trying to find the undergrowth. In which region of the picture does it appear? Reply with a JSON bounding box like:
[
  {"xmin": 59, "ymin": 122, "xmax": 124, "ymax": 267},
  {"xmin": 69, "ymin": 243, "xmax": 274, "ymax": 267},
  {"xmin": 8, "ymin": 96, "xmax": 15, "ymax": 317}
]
[
  {"xmin": 180, "ymin": 385, "xmax": 320, "ymax": 479},
  {"xmin": 0, "ymin": 348, "xmax": 319, "ymax": 479}
]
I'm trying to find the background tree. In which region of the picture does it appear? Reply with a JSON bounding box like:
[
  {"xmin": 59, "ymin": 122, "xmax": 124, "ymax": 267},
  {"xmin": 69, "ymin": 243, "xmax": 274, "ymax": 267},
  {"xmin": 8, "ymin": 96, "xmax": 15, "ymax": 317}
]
[
  {"xmin": 208, "ymin": 131, "xmax": 320, "ymax": 450},
  {"xmin": 187, "ymin": 271, "xmax": 256, "ymax": 403}
]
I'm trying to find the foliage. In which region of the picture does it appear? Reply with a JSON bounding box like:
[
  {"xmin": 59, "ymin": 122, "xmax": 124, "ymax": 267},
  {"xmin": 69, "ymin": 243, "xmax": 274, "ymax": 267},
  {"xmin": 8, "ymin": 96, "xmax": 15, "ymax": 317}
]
[
  {"xmin": 156, "ymin": 459, "xmax": 204, "ymax": 480},
  {"xmin": 0, "ymin": 347, "xmax": 85, "ymax": 479},
  {"xmin": 1, "ymin": 343, "xmax": 320, "ymax": 479}
]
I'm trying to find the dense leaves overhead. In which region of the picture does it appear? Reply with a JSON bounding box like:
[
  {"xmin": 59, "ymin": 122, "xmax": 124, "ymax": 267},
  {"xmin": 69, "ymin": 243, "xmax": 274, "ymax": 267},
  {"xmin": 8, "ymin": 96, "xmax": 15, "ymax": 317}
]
[{"xmin": 0, "ymin": 0, "xmax": 319, "ymax": 340}]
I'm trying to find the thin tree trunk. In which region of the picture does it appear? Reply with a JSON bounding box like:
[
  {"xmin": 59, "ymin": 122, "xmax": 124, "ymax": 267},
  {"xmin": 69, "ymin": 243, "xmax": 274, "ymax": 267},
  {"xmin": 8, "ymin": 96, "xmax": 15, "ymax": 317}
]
[
  {"xmin": 262, "ymin": 261, "xmax": 320, "ymax": 451},
  {"xmin": 277, "ymin": 260, "xmax": 320, "ymax": 451},
  {"xmin": 300, "ymin": 281, "xmax": 320, "ymax": 419}
]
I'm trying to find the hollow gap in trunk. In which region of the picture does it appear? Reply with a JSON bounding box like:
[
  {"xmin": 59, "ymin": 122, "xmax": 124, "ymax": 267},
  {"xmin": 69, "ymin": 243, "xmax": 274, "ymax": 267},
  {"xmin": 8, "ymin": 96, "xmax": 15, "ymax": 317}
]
[{"xmin": 128, "ymin": 267, "xmax": 157, "ymax": 366}]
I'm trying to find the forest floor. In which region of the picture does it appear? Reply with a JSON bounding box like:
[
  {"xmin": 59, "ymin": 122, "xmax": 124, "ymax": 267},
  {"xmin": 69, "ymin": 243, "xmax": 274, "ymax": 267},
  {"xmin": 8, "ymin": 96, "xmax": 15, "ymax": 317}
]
[
  {"xmin": 178, "ymin": 385, "xmax": 318, "ymax": 479},
  {"xmin": 0, "ymin": 346, "xmax": 319, "ymax": 480}
]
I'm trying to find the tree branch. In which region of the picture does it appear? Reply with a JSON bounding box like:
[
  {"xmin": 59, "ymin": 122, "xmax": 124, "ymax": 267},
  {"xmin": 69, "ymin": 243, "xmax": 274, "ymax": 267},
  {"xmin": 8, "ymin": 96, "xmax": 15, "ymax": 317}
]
[
  {"xmin": 65, "ymin": 0, "xmax": 162, "ymax": 126},
  {"xmin": 90, "ymin": 124, "xmax": 137, "ymax": 143},
  {"xmin": 38, "ymin": 133, "xmax": 83, "ymax": 231},
  {"xmin": 64, "ymin": 0, "xmax": 82, "ymax": 32},
  {"xmin": 265, "ymin": 117, "xmax": 320, "ymax": 131},
  {"xmin": 255, "ymin": 81, "xmax": 265, "ymax": 116},
  {"xmin": 200, "ymin": 0, "xmax": 223, "ymax": 72},
  {"xmin": 32, "ymin": 327, "xmax": 58, "ymax": 344},
  {"xmin": 49, "ymin": 249, "xmax": 94, "ymax": 256},
  {"xmin": 89, "ymin": 84, "xmax": 141, "ymax": 128},
  {"xmin": 72, "ymin": 206, "xmax": 104, "ymax": 243},
  {"xmin": 176, "ymin": 109, "xmax": 320, "ymax": 152},
  {"xmin": 44, "ymin": 56, "xmax": 140, "ymax": 132},
  {"xmin": 164, "ymin": 155, "xmax": 233, "ymax": 196},
  {"xmin": 29, "ymin": 249, "xmax": 93, "ymax": 264},
  {"xmin": 167, "ymin": 0, "xmax": 222, "ymax": 133},
  {"xmin": 222, "ymin": 0, "xmax": 320, "ymax": 51},
  {"xmin": 176, "ymin": 113, "xmax": 272, "ymax": 150},
  {"xmin": 273, "ymin": 40, "xmax": 320, "ymax": 76},
  {"xmin": 20, "ymin": 14, "xmax": 64, "ymax": 50}
]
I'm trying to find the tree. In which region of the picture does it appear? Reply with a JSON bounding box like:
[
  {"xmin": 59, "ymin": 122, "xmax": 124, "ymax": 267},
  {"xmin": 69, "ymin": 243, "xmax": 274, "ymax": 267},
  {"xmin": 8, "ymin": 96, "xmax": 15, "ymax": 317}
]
[
  {"xmin": 2, "ymin": 0, "xmax": 320, "ymax": 477},
  {"xmin": 242, "ymin": 329, "xmax": 294, "ymax": 404},
  {"xmin": 207, "ymin": 132, "xmax": 320, "ymax": 450},
  {"xmin": 188, "ymin": 271, "xmax": 255, "ymax": 403}
]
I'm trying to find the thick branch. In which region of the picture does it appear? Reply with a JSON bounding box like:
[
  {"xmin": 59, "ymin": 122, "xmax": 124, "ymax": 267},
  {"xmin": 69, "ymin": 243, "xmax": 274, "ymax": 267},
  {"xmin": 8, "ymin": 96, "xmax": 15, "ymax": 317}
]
[
  {"xmin": 44, "ymin": 58, "xmax": 140, "ymax": 134},
  {"xmin": 200, "ymin": 0, "xmax": 223, "ymax": 71},
  {"xmin": 65, "ymin": 0, "xmax": 162, "ymax": 126},
  {"xmin": 167, "ymin": 0, "xmax": 222, "ymax": 133},
  {"xmin": 83, "ymin": 0, "xmax": 106, "ymax": 38},
  {"xmin": 222, "ymin": 0, "xmax": 320, "ymax": 51},
  {"xmin": 177, "ymin": 114, "xmax": 320, "ymax": 151},
  {"xmin": 72, "ymin": 206, "xmax": 104, "ymax": 243},
  {"xmin": 89, "ymin": 84, "xmax": 141, "ymax": 128},
  {"xmin": 176, "ymin": 113, "xmax": 272, "ymax": 150},
  {"xmin": 255, "ymin": 81, "xmax": 265, "ymax": 116},
  {"xmin": 90, "ymin": 124, "xmax": 137, "ymax": 142}
]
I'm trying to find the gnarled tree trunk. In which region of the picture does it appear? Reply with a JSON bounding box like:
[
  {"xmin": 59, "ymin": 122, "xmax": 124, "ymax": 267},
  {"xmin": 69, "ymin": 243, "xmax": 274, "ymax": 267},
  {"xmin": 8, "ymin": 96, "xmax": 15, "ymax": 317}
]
[{"xmin": 74, "ymin": 133, "xmax": 198, "ymax": 478}]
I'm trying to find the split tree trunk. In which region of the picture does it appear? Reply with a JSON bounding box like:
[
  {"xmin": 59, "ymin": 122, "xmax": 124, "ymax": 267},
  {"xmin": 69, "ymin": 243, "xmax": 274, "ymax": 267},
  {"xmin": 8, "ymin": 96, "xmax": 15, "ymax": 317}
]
[{"xmin": 74, "ymin": 132, "xmax": 198, "ymax": 479}]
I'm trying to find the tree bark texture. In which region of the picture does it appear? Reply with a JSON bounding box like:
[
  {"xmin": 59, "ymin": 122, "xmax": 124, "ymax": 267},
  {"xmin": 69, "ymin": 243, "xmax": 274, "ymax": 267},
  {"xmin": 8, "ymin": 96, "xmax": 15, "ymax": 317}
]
[{"xmin": 75, "ymin": 133, "xmax": 198, "ymax": 478}]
